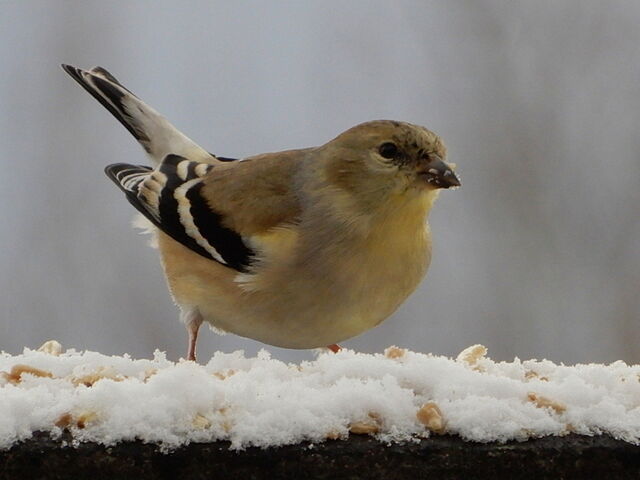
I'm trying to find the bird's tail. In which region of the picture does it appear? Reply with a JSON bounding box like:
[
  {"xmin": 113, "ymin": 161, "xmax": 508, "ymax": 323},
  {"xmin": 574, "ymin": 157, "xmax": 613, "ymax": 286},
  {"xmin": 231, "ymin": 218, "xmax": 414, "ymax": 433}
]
[{"xmin": 61, "ymin": 64, "xmax": 213, "ymax": 164}]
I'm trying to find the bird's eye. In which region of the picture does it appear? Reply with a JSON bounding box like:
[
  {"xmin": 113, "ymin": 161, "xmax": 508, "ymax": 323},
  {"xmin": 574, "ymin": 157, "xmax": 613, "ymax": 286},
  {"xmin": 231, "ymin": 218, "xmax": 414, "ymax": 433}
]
[{"xmin": 378, "ymin": 142, "xmax": 398, "ymax": 159}]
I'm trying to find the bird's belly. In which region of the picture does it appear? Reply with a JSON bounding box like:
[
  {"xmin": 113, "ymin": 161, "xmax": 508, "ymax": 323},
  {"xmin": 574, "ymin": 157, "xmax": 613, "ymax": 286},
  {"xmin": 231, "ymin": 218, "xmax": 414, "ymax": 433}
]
[
  {"xmin": 207, "ymin": 246, "xmax": 428, "ymax": 348},
  {"xmin": 158, "ymin": 226, "xmax": 430, "ymax": 349},
  {"xmin": 200, "ymin": 268, "xmax": 423, "ymax": 348}
]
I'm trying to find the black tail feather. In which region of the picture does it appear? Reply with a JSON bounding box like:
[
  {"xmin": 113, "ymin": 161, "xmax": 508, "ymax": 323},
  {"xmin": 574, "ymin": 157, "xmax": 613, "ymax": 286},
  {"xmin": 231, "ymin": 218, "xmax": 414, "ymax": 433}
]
[{"xmin": 61, "ymin": 64, "xmax": 150, "ymax": 149}]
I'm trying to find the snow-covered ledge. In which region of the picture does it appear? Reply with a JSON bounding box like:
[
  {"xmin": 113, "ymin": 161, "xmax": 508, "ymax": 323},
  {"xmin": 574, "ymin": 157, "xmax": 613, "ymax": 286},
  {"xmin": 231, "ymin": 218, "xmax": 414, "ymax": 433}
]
[{"xmin": 1, "ymin": 342, "xmax": 639, "ymax": 478}]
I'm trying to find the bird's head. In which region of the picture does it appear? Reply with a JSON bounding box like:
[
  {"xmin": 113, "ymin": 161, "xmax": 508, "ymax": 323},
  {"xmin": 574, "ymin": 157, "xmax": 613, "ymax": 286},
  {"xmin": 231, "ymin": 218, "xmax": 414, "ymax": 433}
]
[{"xmin": 321, "ymin": 120, "xmax": 459, "ymax": 212}]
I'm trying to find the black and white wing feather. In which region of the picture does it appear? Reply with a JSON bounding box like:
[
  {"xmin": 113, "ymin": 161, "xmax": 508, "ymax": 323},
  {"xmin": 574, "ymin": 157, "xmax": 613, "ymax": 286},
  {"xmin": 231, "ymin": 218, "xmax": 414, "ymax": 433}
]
[{"xmin": 105, "ymin": 155, "xmax": 255, "ymax": 272}]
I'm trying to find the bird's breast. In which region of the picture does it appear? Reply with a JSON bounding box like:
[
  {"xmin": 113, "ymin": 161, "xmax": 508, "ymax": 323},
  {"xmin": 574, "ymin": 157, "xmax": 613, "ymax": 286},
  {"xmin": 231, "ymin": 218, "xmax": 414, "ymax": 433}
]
[
  {"xmin": 323, "ymin": 214, "xmax": 432, "ymax": 332},
  {"xmin": 160, "ymin": 194, "xmax": 434, "ymax": 349},
  {"xmin": 231, "ymin": 199, "xmax": 433, "ymax": 347}
]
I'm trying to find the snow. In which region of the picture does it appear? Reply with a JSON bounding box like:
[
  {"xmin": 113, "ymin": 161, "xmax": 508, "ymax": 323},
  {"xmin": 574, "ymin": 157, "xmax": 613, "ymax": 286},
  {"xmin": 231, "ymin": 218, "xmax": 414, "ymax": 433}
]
[{"xmin": 1, "ymin": 341, "xmax": 640, "ymax": 451}]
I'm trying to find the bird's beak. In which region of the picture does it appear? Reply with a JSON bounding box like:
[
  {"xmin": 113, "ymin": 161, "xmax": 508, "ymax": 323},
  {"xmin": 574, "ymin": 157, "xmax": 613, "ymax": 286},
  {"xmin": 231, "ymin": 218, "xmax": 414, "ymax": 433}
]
[{"xmin": 418, "ymin": 157, "xmax": 461, "ymax": 189}]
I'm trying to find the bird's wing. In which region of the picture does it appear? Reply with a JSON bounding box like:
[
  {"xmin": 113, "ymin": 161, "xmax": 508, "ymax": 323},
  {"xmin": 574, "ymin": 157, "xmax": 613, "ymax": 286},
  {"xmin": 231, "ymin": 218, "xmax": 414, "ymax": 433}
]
[
  {"xmin": 62, "ymin": 64, "xmax": 217, "ymax": 165},
  {"xmin": 105, "ymin": 150, "xmax": 305, "ymax": 272}
]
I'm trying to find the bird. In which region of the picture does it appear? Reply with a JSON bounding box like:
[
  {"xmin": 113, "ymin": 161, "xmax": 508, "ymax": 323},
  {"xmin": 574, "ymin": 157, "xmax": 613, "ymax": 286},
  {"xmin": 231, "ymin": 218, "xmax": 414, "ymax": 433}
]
[{"xmin": 62, "ymin": 64, "xmax": 460, "ymax": 362}]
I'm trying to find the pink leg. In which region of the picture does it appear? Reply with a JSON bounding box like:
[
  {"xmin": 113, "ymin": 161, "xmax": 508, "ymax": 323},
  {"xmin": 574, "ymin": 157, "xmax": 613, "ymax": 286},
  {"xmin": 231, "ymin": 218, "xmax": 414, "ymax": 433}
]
[
  {"xmin": 327, "ymin": 344, "xmax": 342, "ymax": 353},
  {"xmin": 181, "ymin": 309, "xmax": 203, "ymax": 362}
]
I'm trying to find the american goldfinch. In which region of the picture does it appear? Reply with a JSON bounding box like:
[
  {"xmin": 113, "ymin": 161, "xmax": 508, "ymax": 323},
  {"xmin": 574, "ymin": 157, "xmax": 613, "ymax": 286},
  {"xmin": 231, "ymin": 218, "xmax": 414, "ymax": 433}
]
[{"xmin": 63, "ymin": 64, "xmax": 460, "ymax": 361}]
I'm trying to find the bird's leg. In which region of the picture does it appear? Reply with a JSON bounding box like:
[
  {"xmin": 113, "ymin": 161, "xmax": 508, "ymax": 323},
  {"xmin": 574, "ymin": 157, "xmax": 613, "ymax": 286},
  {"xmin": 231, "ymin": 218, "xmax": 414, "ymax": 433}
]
[
  {"xmin": 181, "ymin": 308, "xmax": 203, "ymax": 362},
  {"xmin": 327, "ymin": 344, "xmax": 342, "ymax": 353}
]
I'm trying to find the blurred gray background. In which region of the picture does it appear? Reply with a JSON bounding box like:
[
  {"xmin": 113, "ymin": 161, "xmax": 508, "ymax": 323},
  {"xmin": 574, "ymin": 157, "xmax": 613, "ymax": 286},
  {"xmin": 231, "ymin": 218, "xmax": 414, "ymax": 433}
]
[{"xmin": 1, "ymin": 1, "xmax": 638, "ymax": 364}]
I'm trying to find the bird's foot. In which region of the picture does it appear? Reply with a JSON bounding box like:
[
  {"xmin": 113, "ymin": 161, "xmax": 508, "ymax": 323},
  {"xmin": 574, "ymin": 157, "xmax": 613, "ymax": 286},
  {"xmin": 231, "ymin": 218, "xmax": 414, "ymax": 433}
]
[
  {"xmin": 327, "ymin": 344, "xmax": 342, "ymax": 353},
  {"xmin": 182, "ymin": 308, "xmax": 204, "ymax": 362}
]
